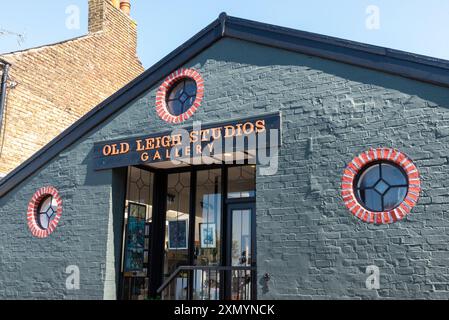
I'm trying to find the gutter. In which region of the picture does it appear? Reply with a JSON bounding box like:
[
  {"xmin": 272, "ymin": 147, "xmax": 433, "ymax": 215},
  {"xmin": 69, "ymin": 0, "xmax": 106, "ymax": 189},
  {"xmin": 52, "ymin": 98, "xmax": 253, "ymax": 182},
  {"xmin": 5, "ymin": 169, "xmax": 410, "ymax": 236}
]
[{"xmin": 0, "ymin": 59, "xmax": 10, "ymax": 135}]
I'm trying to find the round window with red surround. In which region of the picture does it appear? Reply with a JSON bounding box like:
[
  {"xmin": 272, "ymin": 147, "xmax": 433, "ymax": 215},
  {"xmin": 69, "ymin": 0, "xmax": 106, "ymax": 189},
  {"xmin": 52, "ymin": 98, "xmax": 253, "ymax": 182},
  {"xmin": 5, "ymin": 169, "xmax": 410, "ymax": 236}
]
[
  {"xmin": 155, "ymin": 68, "xmax": 204, "ymax": 123},
  {"xmin": 27, "ymin": 186, "xmax": 63, "ymax": 238},
  {"xmin": 341, "ymin": 148, "xmax": 421, "ymax": 224}
]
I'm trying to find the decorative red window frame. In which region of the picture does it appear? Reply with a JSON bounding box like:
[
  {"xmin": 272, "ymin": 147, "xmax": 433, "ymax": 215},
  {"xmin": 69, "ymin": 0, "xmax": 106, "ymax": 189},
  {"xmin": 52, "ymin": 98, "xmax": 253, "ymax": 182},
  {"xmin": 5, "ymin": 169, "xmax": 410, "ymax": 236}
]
[
  {"xmin": 341, "ymin": 148, "xmax": 421, "ymax": 224},
  {"xmin": 27, "ymin": 186, "xmax": 63, "ymax": 238},
  {"xmin": 155, "ymin": 68, "xmax": 204, "ymax": 123}
]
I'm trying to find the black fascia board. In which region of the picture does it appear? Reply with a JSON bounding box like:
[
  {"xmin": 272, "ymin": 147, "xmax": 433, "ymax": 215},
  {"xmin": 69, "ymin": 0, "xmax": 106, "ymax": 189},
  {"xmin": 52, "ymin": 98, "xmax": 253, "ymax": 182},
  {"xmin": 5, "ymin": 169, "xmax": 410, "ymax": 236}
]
[{"xmin": 223, "ymin": 15, "xmax": 449, "ymax": 88}]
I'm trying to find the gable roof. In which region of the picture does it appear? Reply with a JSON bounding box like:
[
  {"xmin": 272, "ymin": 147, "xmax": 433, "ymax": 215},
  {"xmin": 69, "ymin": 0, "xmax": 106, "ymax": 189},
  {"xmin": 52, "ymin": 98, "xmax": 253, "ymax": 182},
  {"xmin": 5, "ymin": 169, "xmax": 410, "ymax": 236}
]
[{"xmin": 1, "ymin": 13, "xmax": 449, "ymax": 197}]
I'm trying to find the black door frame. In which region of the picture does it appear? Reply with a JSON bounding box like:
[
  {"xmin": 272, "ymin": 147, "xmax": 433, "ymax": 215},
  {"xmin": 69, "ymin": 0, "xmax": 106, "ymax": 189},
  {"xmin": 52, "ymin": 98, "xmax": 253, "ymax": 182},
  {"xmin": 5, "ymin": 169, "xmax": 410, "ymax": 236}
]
[
  {"xmin": 120, "ymin": 162, "xmax": 257, "ymax": 299},
  {"xmin": 224, "ymin": 200, "xmax": 257, "ymax": 300}
]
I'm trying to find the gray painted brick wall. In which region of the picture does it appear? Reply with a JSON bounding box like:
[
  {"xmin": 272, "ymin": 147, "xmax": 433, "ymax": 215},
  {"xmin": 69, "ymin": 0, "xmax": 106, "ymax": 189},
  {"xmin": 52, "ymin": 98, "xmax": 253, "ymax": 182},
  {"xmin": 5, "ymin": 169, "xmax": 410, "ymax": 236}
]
[{"xmin": 1, "ymin": 37, "xmax": 449, "ymax": 299}]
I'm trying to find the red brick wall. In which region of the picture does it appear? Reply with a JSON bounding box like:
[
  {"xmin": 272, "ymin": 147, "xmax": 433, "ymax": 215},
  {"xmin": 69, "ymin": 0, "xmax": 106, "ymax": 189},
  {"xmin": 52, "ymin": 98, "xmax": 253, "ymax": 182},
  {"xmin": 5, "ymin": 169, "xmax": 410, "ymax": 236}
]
[{"xmin": 0, "ymin": 0, "xmax": 144, "ymax": 176}]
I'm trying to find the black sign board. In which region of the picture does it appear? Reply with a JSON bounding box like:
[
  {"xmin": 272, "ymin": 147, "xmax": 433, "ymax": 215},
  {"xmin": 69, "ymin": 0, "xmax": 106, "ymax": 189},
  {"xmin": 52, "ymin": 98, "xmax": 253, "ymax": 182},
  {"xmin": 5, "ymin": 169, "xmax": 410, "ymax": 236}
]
[{"xmin": 93, "ymin": 112, "xmax": 281, "ymax": 170}]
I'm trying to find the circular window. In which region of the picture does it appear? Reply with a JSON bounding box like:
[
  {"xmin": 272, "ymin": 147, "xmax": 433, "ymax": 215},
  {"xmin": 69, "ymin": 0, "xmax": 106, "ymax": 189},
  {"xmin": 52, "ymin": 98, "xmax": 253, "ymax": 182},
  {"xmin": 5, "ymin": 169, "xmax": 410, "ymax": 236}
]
[
  {"xmin": 166, "ymin": 78, "xmax": 197, "ymax": 116},
  {"xmin": 355, "ymin": 162, "xmax": 408, "ymax": 212},
  {"xmin": 341, "ymin": 148, "xmax": 420, "ymax": 224},
  {"xmin": 37, "ymin": 195, "xmax": 58, "ymax": 230},
  {"xmin": 155, "ymin": 68, "xmax": 204, "ymax": 123},
  {"xmin": 27, "ymin": 186, "xmax": 62, "ymax": 238}
]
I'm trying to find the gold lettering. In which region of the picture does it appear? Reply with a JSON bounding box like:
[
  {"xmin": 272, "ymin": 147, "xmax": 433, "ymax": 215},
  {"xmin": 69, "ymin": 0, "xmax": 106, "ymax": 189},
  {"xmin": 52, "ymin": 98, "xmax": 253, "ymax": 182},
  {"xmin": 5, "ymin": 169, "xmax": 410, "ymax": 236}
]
[
  {"xmin": 111, "ymin": 144, "xmax": 120, "ymax": 156},
  {"xmin": 211, "ymin": 128, "xmax": 221, "ymax": 140},
  {"xmin": 102, "ymin": 145, "xmax": 112, "ymax": 156},
  {"xmin": 185, "ymin": 146, "xmax": 191, "ymax": 157},
  {"xmin": 145, "ymin": 138, "xmax": 155, "ymax": 150},
  {"xmin": 136, "ymin": 140, "xmax": 145, "ymax": 152},
  {"xmin": 207, "ymin": 142, "xmax": 214, "ymax": 153},
  {"xmin": 243, "ymin": 122, "xmax": 255, "ymax": 135},
  {"xmin": 224, "ymin": 125, "xmax": 235, "ymax": 138},
  {"xmin": 235, "ymin": 123, "xmax": 244, "ymax": 137},
  {"xmin": 141, "ymin": 152, "xmax": 149, "ymax": 162},
  {"xmin": 172, "ymin": 135, "xmax": 182, "ymax": 146},
  {"xmin": 120, "ymin": 143, "xmax": 130, "ymax": 154},
  {"xmin": 255, "ymin": 120, "xmax": 266, "ymax": 133},
  {"xmin": 153, "ymin": 151, "xmax": 161, "ymax": 161},
  {"xmin": 201, "ymin": 129, "xmax": 210, "ymax": 142},
  {"xmin": 161, "ymin": 136, "xmax": 171, "ymax": 148},
  {"xmin": 154, "ymin": 137, "xmax": 162, "ymax": 149},
  {"xmin": 190, "ymin": 131, "xmax": 199, "ymax": 143}
]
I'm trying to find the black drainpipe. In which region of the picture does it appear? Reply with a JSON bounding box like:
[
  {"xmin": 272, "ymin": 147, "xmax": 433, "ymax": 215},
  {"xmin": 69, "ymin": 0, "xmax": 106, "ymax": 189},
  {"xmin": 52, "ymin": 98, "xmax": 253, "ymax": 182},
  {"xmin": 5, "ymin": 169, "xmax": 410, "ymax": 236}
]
[{"xmin": 0, "ymin": 60, "xmax": 10, "ymax": 134}]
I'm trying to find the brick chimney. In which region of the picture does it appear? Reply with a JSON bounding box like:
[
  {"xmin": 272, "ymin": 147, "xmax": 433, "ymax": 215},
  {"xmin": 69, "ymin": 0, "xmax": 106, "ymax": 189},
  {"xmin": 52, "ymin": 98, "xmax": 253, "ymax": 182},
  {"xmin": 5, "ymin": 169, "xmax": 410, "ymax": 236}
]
[
  {"xmin": 87, "ymin": 0, "xmax": 139, "ymax": 67},
  {"xmin": 88, "ymin": 0, "xmax": 134, "ymax": 33},
  {"xmin": 110, "ymin": 0, "xmax": 120, "ymax": 9}
]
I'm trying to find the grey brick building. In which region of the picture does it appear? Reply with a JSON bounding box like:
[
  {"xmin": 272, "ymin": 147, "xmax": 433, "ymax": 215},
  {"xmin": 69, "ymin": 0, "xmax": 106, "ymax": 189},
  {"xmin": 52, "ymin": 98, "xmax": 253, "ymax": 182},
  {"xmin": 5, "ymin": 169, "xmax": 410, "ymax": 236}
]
[{"xmin": 1, "ymin": 14, "xmax": 449, "ymax": 300}]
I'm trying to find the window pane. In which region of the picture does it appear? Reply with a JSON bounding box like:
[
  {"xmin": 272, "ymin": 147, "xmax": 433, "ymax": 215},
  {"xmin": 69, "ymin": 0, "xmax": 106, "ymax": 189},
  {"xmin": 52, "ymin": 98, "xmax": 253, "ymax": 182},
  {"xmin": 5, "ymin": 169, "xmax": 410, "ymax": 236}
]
[
  {"xmin": 193, "ymin": 169, "xmax": 222, "ymax": 300},
  {"xmin": 184, "ymin": 80, "xmax": 197, "ymax": 96},
  {"xmin": 122, "ymin": 167, "xmax": 154, "ymax": 301},
  {"xmin": 357, "ymin": 164, "xmax": 380, "ymax": 189},
  {"xmin": 381, "ymin": 163, "xmax": 407, "ymax": 186},
  {"xmin": 231, "ymin": 209, "xmax": 252, "ymax": 266},
  {"xmin": 168, "ymin": 81, "xmax": 185, "ymax": 100},
  {"xmin": 231, "ymin": 209, "xmax": 253, "ymax": 300},
  {"xmin": 384, "ymin": 187, "xmax": 407, "ymax": 210},
  {"xmin": 39, "ymin": 213, "xmax": 50, "ymax": 230},
  {"xmin": 39, "ymin": 196, "xmax": 52, "ymax": 213},
  {"xmin": 358, "ymin": 189, "xmax": 382, "ymax": 212},
  {"xmin": 228, "ymin": 166, "xmax": 256, "ymax": 199},
  {"xmin": 163, "ymin": 172, "xmax": 190, "ymax": 300},
  {"xmin": 168, "ymin": 100, "xmax": 183, "ymax": 116}
]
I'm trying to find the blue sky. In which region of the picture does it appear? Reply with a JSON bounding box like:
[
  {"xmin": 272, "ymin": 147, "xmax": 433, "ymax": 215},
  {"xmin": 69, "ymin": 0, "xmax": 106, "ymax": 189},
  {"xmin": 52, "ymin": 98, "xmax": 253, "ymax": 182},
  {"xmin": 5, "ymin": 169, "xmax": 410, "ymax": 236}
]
[{"xmin": 1, "ymin": 0, "xmax": 448, "ymax": 68}]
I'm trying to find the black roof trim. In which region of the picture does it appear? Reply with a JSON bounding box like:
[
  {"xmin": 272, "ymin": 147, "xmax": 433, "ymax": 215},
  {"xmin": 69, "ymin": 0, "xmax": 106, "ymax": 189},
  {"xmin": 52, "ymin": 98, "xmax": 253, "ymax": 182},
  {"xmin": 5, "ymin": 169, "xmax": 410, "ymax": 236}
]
[
  {"xmin": 1, "ymin": 13, "xmax": 449, "ymax": 197},
  {"xmin": 223, "ymin": 15, "xmax": 449, "ymax": 86}
]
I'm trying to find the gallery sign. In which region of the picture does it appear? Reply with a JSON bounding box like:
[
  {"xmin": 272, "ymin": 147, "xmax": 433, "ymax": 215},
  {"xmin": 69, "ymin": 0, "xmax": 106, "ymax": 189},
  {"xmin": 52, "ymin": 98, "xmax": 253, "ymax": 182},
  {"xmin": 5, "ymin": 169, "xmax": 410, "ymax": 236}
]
[{"xmin": 93, "ymin": 112, "xmax": 281, "ymax": 170}]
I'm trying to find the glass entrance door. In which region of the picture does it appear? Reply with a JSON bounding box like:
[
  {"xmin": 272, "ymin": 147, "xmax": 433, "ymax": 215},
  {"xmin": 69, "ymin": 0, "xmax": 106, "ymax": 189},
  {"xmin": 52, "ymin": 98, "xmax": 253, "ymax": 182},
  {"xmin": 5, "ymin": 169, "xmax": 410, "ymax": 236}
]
[
  {"xmin": 120, "ymin": 167, "xmax": 154, "ymax": 300},
  {"xmin": 226, "ymin": 202, "xmax": 256, "ymax": 300},
  {"xmin": 162, "ymin": 172, "xmax": 191, "ymax": 300}
]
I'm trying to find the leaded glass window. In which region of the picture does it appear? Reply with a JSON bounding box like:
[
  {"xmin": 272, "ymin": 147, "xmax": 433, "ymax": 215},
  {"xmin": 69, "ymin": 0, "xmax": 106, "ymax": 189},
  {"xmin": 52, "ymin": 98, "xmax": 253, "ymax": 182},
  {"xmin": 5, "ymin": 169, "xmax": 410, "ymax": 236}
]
[
  {"xmin": 355, "ymin": 162, "xmax": 408, "ymax": 212},
  {"xmin": 166, "ymin": 78, "xmax": 197, "ymax": 116},
  {"xmin": 37, "ymin": 195, "xmax": 58, "ymax": 230}
]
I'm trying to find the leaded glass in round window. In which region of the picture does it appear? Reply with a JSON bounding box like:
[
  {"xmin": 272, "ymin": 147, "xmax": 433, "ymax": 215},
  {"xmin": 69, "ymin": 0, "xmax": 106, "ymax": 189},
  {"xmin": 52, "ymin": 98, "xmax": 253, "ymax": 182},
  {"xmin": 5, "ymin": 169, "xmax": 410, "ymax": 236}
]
[
  {"xmin": 166, "ymin": 78, "xmax": 197, "ymax": 116},
  {"xmin": 355, "ymin": 162, "xmax": 408, "ymax": 212},
  {"xmin": 37, "ymin": 195, "xmax": 58, "ymax": 230}
]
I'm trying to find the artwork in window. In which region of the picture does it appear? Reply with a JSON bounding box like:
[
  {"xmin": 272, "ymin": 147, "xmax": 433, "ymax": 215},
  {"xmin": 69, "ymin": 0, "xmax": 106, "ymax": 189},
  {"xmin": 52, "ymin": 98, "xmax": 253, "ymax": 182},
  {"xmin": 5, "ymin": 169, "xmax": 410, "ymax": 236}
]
[
  {"xmin": 124, "ymin": 203, "xmax": 146, "ymax": 273},
  {"xmin": 168, "ymin": 219, "xmax": 188, "ymax": 250},
  {"xmin": 200, "ymin": 223, "xmax": 216, "ymax": 249}
]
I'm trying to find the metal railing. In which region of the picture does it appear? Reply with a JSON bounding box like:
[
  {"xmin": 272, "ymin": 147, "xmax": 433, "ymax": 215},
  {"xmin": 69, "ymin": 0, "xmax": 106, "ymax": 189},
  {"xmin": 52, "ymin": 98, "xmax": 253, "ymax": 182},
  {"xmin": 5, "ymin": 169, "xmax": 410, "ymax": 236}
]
[{"xmin": 157, "ymin": 266, "xmax": 256, "ymax": 300}]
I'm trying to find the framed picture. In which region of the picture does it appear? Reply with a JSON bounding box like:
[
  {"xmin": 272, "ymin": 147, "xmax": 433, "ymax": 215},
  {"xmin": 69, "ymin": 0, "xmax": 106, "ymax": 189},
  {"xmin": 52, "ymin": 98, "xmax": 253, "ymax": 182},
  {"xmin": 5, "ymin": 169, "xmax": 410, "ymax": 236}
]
[
  {"xmin": 129, "ymin": 202, "xmax": 146, "ymax": 219},
  {"xmin": 168, "ymin": 219, "xmax": 188, "ymax": 250},
  {"xmin": 200, "ymin": 223, "xmax": 216, "ymax": 248}
]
